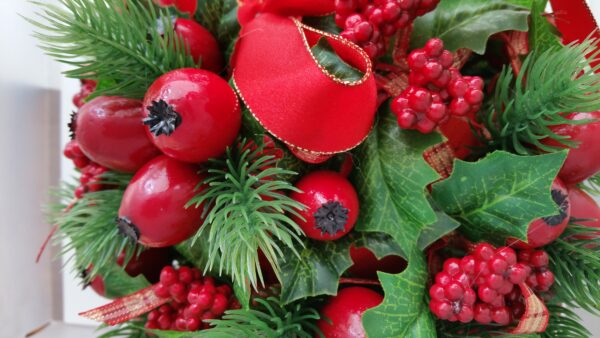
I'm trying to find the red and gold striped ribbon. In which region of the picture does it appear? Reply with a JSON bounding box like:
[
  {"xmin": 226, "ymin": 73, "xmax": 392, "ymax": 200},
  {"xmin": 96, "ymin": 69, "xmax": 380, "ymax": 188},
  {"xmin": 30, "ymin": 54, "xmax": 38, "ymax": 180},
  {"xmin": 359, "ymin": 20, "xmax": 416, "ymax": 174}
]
[{"xmin": 510, "ymin": 283, "xmax": 549, "ymax": 334}]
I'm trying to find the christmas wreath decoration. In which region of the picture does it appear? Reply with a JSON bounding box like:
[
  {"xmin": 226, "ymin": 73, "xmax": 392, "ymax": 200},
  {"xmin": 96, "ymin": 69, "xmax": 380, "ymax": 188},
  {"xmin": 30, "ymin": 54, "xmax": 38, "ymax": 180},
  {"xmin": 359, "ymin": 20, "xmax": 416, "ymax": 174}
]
[{"xmin": 30, "ymin": 0, "xmax": 600, "ymax": 336}]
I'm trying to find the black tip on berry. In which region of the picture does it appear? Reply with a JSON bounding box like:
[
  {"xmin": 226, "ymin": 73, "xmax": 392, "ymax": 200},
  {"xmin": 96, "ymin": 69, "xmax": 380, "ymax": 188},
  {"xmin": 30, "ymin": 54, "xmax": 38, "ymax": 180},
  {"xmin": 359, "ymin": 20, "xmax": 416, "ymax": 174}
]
[
  {"xmin": 68, "ymin": 111, "xmax": 77, "ymax": 140},
  {"xmin": 80, "ymin": 269, "xmax": 90, "ymax": 289},
  {"xmin": 117, "ymin": 216, "xmax": 140, "ymax": 242},
  {"xmin": 314, "ymin": 201, "xmax": 349, "ymax": 236},
  {"xmin": 143, "ymin": 99, "xmax": 182, "ymax": 137},
  {"xmin": 543, "ymin": 189, "xmax": 570, "ymax": 226}
]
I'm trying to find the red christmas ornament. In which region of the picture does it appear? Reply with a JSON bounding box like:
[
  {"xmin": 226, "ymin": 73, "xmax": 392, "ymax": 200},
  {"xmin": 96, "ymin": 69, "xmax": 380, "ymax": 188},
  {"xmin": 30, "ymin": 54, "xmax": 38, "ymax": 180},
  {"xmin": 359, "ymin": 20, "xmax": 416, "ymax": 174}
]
[
  {"xmin": 117, "ymin": 156, "xmax": 205, "ymax": 247},
  {"xmin": 174, "ymin": 18, "xmax": 223, "ymax": 73},
  {"xmin": 317, "ymin": 287, "xmax": 383, "ymax": 338},
  {"xmin": 75, "ymin": 96, "xmax": 161, "ymax": 173},
  {"xmin": 290, "ymin": 171, "xmax": 359, "ymax": 241},
  {"xmin": 143, "ymin": 68, "xmax": 241, "ymax": 164}
]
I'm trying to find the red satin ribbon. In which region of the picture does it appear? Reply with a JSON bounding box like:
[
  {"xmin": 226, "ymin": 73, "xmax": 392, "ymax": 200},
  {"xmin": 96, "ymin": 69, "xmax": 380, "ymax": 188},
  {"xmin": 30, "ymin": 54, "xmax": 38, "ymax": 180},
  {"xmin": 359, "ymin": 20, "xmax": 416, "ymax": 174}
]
[{"xmin": 233, "ymin": 2, "xmax": 377, "ymax": 163}]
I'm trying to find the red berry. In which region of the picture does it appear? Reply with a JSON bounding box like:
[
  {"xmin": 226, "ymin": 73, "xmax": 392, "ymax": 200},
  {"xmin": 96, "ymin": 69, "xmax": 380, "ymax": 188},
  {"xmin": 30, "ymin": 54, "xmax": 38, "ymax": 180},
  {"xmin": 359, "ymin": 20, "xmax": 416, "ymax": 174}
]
[
  {"xmin": 474, "ymin": 303, "xmax": 492, "ymax": 324},
  {"xmin": 478, "ymin": 285, "xmax": 498, "ymax": 304},
  {"xmin": 173, "ymin": 19, "xmax": 223, "ymax": 73},
  {"xmin": 492, "ymin": 306, "xmax": 511, "ymax": 325},
  {"xmin": 186, "ymin": 317, "xmax": 201, "ymax": 331},
  {"xmin": 317, "ymin": 287, "xmax": 383, "ymax": 337},
  {"xmin": 160, "ymin": 266, "xmax": 178, "ymax": 286},
  {"xmin": 211, "ymin": 293, "xmax": 229, "ymax": 315}
]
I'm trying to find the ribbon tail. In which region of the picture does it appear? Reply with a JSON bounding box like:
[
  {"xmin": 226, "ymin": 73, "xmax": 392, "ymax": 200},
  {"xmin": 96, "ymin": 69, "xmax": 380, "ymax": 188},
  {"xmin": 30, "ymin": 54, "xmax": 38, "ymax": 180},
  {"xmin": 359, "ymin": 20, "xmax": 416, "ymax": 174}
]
[
  {"xmin": 79, "ymin": 286, "xmax": 169, "ymax": 326},
  {"xmin": 509, "ymin": 283, "xmax": 550, "ymax": 334}
]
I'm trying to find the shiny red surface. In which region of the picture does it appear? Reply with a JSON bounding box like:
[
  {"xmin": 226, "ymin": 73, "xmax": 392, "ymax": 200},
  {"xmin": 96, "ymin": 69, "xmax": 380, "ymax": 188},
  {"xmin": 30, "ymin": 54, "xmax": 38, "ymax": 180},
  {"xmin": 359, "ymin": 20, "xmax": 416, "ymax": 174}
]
[
  {"xmin": 348, "ymin": 246, "xmax": 407, "ymax": 279},
  {"xmin": 290, "ymin": 171, "xmax": 359, "ymax": 241},
  {"xmin": 119, "ymin": 156, "xmax": 204, "ymax": 247},
  {"xmin": 76, "ymin": 96, "xmax": 160, "ymax": 172},
  {"xmin": 117, "ymin": 247, "xmax": 174, "ymax": 283},
  {"xmin": 143, "ymin": 69, "xmax": 241, "ymax": 164},
  {"xmin": 547, "ymin": 111, "xmax": 600, "ymax": 185},
  {"xmin": 174, "ymin": 18, "xmax": 223, "ymax": 73},
  {"xmin": 317, "ymin": 287, "xmax": 383, "ymax": 338},
  {"xmin": 508, "ymin": 178, "xmax": 571, "ymax": 249},
  {"xmin": 568, "ymin": 186, "xmax": 600, "ymax": 238}
]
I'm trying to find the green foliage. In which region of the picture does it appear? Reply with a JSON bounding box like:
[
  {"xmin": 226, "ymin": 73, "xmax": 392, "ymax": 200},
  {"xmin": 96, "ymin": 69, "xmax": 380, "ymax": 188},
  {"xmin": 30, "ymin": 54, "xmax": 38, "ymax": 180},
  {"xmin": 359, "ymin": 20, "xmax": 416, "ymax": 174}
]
[
  {"xmin": 480, "ymin": 39, "xmax": 600, "ymax": 154},
  {"xmin": 28, "ymin": 0, "xmax": 197, "ymax": 99},
  {"xmin": 48, "ymin": 172, "xmax": 137, "ymax": 280},
  {"xmin": 278, "ymin": 232, "xmax": 404, "ymax": 304},
  {"xmin": 200, "ymin": 294, "xmax": 323, "ymax": 338},
  {"xmin": 528, "ymin": 0, "xmax": 561, "ymax": 51},
  {"xmin": 312, "ymin": 38, "xmax": 364, "ymax": 83},
  {"xmin": 418, "ymin": 208, "xmax": 461, "ymax": 250},
  {"xmin": 431, "ymin": 151, "xmax": 566, "ymax": 243},
  {"xmin": 195, "ymin": 0, "xmax": 239, "ymax": 59},
  {"xmin": 303, "ymin": 16, "xmax": 342, "ymax": 35},
  {"xmin": 101, "ymin": 262, "xmax": 151, "ymax": 298},
  {"xmin": 547, "ymin": 224, "xmax": 600, "ymax": 314},
  {"xmin": 580, "ymin": 172, "xmax": 600, "ymax": 197},
  {"xmin": 97, "ymin": 322, "xmax": 150, "ymax": 338},
  {"xmin": 411, "ymin": 0, "xmax": 529, "ymax": 53},
  {"xmin": 186, "ymin": 139, "xmax": 305, "ymax": 303},
  {"xmin": 542, "ymin": 304, "xmax": 590, "ymax": 338}
]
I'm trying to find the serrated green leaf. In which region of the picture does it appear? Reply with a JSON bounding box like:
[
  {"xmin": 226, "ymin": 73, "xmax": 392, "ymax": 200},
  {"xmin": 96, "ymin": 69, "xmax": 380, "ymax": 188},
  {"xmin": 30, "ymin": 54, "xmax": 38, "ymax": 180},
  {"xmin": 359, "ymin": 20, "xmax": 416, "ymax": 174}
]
[
  {"xmin": 351, "ymin": 105, "xmax": 441, "ymax": 251},
  {"xmin": 431, "ymin": 151, "xmax": 567, "ymax": 243},
  {"xmin": 362, "ymin": 249, "xmax": 436, "ymax": 338},
  {"xmin": 411, "ymin": 0, "xmax": 530, "ymax": 54},
  {"xmin": 529, "ymin": 0, "xmax": 561, "ymax": 51},
  {"xmin": 311, "ymin": 37, "xmax": 364, "ymax": 83},
  {"xmin": 102, "ymin": 264, "xmax": 150, "ymax": 299},
  {"xmin": 418, "ymin": 209, "xmax": 461, "ymax": 251},
  {"xmin": 278, "ymin": 232, "xmax": 403, "ymax": 304}
]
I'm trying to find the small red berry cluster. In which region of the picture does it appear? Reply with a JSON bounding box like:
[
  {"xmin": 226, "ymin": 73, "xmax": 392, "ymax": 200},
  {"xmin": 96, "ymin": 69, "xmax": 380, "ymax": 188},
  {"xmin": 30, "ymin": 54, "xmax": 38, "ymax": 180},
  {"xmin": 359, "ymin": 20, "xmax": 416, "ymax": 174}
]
[
  {"xmin": 391, "ymin": 38, "xmax": 484, "ymax": 133},
  {"xmin": 72, "ymin": 80, "xmax": 97, "ymax": 109},
  {"xmin": 146, "ymin": 266, "xmax": 238, "ymax": 332},
  {"xmin": 63, "ymin": 140, "xmax": 108, "ymax": 199},
  {"xmin": 335, "ymin": 0, "xmax": 440, "ymax": 59},
  {"xmin": 429, "ymin": 243, "xmax": 554, "ymax": 325}
]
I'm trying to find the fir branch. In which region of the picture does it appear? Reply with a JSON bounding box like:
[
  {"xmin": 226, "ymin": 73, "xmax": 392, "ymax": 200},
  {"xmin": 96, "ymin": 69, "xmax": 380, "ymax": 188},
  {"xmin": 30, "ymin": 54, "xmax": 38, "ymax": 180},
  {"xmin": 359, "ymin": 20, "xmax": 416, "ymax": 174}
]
[
  {"xmin": 48, "ymin": 172, "xmax": 139, "ymax": 280},
  {"xmin": 479, "ymin": 38, "xmax": 600, "ymax": 154},
  {"xmin": 579, "ymin": 172, "xmax": 600, "ymax": 196},
  {"xmin": 27, "ymin": 0, "xmax": 197, "ymax": 99},
  {"xmin": 186, "ymin": 139, "xmax": 306, "ymax": 294},
  {"xmin": 546, "ymin": 224, "xmax": 600, "ymax": 314},
  {"xmin": 541, "ymin": 304, "xmax": 590, "ymax": 338},
  {"xmin": 201, "ymin": 294, "xmax": 323, "ymax": 338}
]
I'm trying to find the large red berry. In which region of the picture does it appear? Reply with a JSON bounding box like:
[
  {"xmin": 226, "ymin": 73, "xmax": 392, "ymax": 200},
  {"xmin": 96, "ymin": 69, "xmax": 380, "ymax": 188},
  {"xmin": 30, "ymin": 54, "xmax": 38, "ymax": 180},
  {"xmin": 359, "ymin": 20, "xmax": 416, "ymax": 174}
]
[
  {"xmin": 290, "ymin": 171, "xmax": 359, "ymax": 241},
  {"xmin": 117, "ymin": 156, "xmax": 205, "ymax": 247},
  {"xmin": 143, "ymin": 69, "xmax": 241, "ymax": 164},
  {"xmin": 508, "ymin": 178, "xmax": 570, "ymax": 248},
  {"xmin": 568, "ymin": 186, "xmax": 600, "ymax": 239},
  {"xmin": 75, "ymin": 96, "xmax": 161, "ymax": 172},
  {"xmin": 317, "ymin": 287, "xmax": 383, "ymax": 338},
  {"xmin": 174, "ymin": 19, "xmax": 223, "ymax": 73}
]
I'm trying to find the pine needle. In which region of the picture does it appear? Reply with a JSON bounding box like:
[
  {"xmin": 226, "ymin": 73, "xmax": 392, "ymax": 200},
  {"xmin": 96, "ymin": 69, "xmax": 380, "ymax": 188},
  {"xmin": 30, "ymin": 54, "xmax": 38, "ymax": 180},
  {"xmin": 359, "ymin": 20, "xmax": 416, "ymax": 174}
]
[
  {"xmin": 186, "ymin": 139, "xmax": 306, "ymax": 294},
  {"xmin": 26, "ymin": 0, "xmax": 198, "ymax": 99},
  {"xmin": 480, "ymin": 38, "xmax": 600, "ymax": 154}
]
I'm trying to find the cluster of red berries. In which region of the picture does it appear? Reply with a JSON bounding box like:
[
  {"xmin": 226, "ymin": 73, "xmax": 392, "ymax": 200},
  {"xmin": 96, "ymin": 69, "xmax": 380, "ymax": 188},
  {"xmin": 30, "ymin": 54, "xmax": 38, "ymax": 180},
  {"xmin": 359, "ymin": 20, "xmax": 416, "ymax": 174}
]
[
  {"xmin": 72, "ymin": 80, "xmax": 97, "ymax": 109},
  {"xmin": 391, "ymin": 38, "xmax": 484, "ymax": 133},
  {"xmin": 335, "ymin": 0, "xmax": 440, "ymax": 59},
  {"xmin": 429, "ymin": 243, "xmax": 554, "ymax": 325},
  {"xmin": 146, "ymin": 266, "xmax": 239, "ymax": 332},
  {"xmin": 63, "ymin": 140, "xmax": 108, "ymax": 198}
]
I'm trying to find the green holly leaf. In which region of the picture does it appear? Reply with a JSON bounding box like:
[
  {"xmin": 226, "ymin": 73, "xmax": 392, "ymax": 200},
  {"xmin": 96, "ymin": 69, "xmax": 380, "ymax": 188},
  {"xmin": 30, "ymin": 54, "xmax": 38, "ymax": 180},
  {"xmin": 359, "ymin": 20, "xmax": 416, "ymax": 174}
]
[
  {"xmin": 312, "ymin": 37, "xmax": 364, "ymax": 83},
  {"xmin": 278, "ymin": 232, "xmax": 403, "ymax": 304},
  {"xmin": 102, "ymin": 263, "xmax": 150, "ymax": 299},
  {"xmin": 411, "ymin": 0, "xmax": 530, "ymax": 54},
  {"xmin": 418, "ymin": 209, "xmax": 461, "ymax": 251},
  {"xmin": 351, "ymin": 105, "xmax": 441, "ymax": 251},
  {"xmin": 362, "ymin": 249, "xmax": 436, "ymax": 337},
  {"xmin": 431, "ymin": 151, "xmax": 567, "ymax": 243},
  {"xmin": 529, "ymin": 0, "xmax": 561, "ymax": 51}
]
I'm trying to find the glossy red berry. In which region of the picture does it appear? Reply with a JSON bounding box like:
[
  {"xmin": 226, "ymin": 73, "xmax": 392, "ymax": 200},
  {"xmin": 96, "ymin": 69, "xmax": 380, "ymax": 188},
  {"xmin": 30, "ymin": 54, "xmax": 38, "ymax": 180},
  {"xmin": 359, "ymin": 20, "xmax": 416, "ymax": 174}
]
[
  {"xmin": 174, "ymin": 18, "xmax": 223, "ymax": 73},
  {"xmin": 75, "ymin": 96, "xmax": 161, "ymax": 172},
  {"xmin": 143, "ymin": 68, "xmax": 241, "ymax": 164},
  {"xmin": 117, "ymin": 156, "xmax": 205, "ymax": 247},
  {"xmin": 317, "ymin": 287, "xmax": 383, "ymax": 338},
  {"xmin": 508, "ymin": 178, "xmax": 571, "ymax": 248},
  {"xmin": 290, "ymin": 171, "xmax": 359, "ymax": 241}
]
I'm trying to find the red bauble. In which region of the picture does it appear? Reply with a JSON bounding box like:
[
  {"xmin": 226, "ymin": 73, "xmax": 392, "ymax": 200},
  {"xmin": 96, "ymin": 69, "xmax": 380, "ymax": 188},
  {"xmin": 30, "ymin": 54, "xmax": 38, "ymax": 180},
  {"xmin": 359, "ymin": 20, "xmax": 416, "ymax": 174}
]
[
  {"xmin": 117, "ymin": 248, "xmax": 173, "ymax": 283},
  {"xmin": 317, "ymin": 287, "xmax": 383, "ymax": 338},
  {"xmin": 290, "ymin": 171, "xmax": 359, "ymax": 241},
  {"xmin": 508, "ymin": 178, "xmax": 571, "ymax": 249},
  {"xmin": 347, "ymin": 246, "xmax": 406, "ymax": 279},
  {"xmin": 118, "ymin": 156, "xmax": 205, "ymax": 247},
  {"xmin": 543, "ymin": 111, "xmax": 600, "ymax": 185},
  {"xmin": 143, "ymin": 69, "xmax": 241, "ymax": 164},
  {"xmin": 75, "ymin": 96, "xmax": 161, "ymax": 172},
  {"xmin": 174, "ymin": 18, "xmax": 223, "ymax": 73}
]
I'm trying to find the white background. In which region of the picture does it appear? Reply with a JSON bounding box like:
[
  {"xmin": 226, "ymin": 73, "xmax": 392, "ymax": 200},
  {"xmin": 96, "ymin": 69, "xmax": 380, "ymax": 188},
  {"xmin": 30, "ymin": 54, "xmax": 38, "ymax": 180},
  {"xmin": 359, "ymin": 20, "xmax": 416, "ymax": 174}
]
[{"xmin": 0, "ymin": 0, "xmax": 599, "ymax": 337}]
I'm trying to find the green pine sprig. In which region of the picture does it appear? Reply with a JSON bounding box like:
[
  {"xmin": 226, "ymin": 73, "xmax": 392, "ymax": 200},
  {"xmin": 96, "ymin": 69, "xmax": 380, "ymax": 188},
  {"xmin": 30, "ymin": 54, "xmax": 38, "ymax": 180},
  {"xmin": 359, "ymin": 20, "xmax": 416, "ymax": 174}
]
[
  {"xmin": 201, "ymin": 293, "xmax": 323, "ymax": 338},
  {"xmin": 27, "ymin": 0, "xmax": 198, "ymax": 99},
  {"xmin": 97, "ymin": 321, "xmax": 150, "ymax": 338},
  {"xmin": 186, "ymin": 139, "xmax": 306, "ymax": 293},
  {"xmin": 546, "ymin": 223, "xmax": 600, "ymax": 314},
  {"xmin": 579, "ymin": 172, "xmax": 600, "ymax": 197},
  {"xmin": 541, "ymin": 304, "xmax": 590, "ymax": 338},
  {"xmin": 48, "ymin": 172, "xmax": 138, "ymax": 280},
  {"xmin": 479, "ymin": 38, "xmax": 600, "ymax": 155}
]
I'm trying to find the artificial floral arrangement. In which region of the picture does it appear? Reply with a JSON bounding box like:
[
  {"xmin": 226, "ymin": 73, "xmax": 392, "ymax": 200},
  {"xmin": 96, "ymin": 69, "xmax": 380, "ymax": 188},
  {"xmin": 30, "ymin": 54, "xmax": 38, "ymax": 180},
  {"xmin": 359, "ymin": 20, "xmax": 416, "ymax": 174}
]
[{"xmin": 30, "ymin": 0, "xmax": 600, "ymax": 336}]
